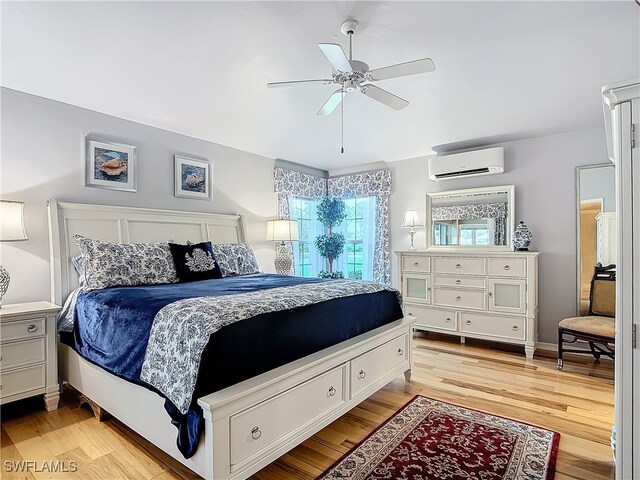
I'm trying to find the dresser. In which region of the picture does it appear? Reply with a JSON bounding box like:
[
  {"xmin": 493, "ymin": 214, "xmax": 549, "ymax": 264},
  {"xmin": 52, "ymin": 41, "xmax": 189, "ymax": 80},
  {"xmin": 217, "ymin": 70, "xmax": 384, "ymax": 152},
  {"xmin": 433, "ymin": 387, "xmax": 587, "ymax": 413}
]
[
  {"xmin": 0, "ymin": 302, "xmax": 61, "ymax": 410},
  {"xmin": 396, "ymin": 250, "xmax": 539, "ymax": 358}
]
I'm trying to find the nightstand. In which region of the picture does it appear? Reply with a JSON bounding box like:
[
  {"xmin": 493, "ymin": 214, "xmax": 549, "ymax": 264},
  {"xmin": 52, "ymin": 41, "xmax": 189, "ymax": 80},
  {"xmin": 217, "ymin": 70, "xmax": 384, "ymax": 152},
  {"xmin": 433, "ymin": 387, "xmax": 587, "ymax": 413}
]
[{"xmin": 0, "ymin": 302, "xmax": 61, "ymax": 411}]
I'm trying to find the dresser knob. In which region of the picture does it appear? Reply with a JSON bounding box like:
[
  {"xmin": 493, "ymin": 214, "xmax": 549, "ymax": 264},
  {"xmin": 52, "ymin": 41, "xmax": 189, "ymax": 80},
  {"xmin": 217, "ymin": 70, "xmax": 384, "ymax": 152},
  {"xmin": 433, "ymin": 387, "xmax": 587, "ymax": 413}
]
[
  {"xmin": 397, "ymin": 348, "xmax": 404, "ymax": 356},
  {"xmin": 456, "ymin": 296, "xmax": 461, "ymax": 301},
  {"xmin": 427, "ymin": 287, "xmax": 431, "ymax": 291},
  {"xmin": 328, "ymin": 386, "xmax": 336, "ymax": 397},
  {"xmin": 27, "ymin": 324, "xmax": 38, "ymax": 333},
  {"xmin": 504, "ymin": 265, "xmax": 511, "ymax": 270},
  {"xmin": 455, "ymin": 264, "xmax": 461, "ymax": 269},
  {"xmin": 413, "ymin": 262, "xmax": 419, "ymax": 267},
  {"xmin": 445, "ymin": 317, "xmax": 452, "ymax": 323},
  {"xmin": 408, "ymin": 312, "xmax": 413, "ymax": 316},
  {"xmin": 358, "ymin": 369, "xmax": 366, "ymax": 380},
  {"xmin": 251, "ymin": 426, "xmax": 262, "ymax": 440},
  {"xmin": 466, "ymin": 320, "xmax": 472, "ymax": 325},
  {"xmin": 0, "ymin": 355, "xmax": 3, "ymax": 362},
  {"xmin": 512, "ymin": 325, "xmax": 519, "ymax": 331},
  {"xmin": 455, "ymin": 279, "xmax": 461, "ymax": 285},
  {"xmin": 488, "ymin": 292, "xmax": 493, "ymax": 297}
]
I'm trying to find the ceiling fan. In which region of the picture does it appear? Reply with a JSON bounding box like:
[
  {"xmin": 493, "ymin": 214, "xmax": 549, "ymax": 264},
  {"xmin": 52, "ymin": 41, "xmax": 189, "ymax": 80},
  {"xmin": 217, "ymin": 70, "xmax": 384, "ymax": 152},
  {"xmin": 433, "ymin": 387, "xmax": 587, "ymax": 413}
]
[{"xmin": 267, "ymin": 19, "xmax": 436, "ymax": 116}]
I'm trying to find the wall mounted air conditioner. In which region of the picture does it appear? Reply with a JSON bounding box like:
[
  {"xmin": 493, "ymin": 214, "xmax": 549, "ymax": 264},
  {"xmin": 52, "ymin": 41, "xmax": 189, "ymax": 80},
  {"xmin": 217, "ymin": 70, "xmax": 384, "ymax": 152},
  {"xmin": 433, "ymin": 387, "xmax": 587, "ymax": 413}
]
[{"xmin": 428, "ymin": 147, "xmax": 504, "ymax": 181}]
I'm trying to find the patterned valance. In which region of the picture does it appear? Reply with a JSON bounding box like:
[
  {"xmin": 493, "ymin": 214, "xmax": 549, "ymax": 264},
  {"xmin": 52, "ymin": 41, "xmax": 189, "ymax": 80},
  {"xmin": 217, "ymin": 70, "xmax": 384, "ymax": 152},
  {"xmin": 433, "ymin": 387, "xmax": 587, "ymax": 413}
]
[
  {"xmin": 274, "ymin": 167, "xmax": 327, "ymax": 200},
  {"xmin": 432, "ymin": 203, "xmax": 507, "ymax": 221},
  {"xmin": 328, "ymin": 169, "xmax": 392, "ymax": 198}
]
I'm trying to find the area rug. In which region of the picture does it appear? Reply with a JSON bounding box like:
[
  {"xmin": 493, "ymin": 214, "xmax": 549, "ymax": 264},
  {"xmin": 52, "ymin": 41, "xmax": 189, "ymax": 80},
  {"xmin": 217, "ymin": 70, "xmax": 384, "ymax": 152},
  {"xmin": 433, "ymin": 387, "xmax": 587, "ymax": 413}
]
[{"xmin": 319, "ymin": 395, "xmax": 560, "ymax": 480}]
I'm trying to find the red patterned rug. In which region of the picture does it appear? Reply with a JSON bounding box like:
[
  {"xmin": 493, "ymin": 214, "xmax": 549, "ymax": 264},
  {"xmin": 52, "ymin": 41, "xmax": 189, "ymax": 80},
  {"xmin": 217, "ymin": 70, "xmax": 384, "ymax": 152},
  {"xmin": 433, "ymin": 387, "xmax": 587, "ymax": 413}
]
[{"xmin": 319, "ymin": 395, "xmax": 560, "ymax": 480}]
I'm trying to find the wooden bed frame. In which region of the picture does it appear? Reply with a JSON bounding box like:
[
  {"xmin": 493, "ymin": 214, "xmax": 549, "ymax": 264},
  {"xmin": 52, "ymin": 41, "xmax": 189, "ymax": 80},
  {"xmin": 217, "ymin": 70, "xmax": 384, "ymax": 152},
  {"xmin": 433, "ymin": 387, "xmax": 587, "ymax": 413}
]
[{"xmin": 48, "ymin": 200, "xmax": 414, "ymax": 480}]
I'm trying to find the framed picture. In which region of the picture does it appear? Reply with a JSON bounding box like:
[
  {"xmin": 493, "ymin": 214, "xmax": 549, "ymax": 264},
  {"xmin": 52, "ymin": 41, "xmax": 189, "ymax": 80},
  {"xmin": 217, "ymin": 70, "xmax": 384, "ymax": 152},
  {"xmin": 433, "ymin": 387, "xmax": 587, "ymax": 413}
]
[
  {"xmin": 174, "ymin": 155, "xmax": 211, "ymax": 200},
  {"xmin": 86, "ymin": 138, "xmax": 137, "ymax": 192}
]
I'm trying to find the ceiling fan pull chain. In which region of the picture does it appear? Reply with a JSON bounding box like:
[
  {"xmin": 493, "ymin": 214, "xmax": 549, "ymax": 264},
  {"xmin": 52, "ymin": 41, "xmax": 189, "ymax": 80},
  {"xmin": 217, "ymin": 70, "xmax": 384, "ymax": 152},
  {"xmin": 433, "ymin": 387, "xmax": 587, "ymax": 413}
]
[{"xmin": 341, "ymin": 91, "xmax": 345, "ymax": 154}]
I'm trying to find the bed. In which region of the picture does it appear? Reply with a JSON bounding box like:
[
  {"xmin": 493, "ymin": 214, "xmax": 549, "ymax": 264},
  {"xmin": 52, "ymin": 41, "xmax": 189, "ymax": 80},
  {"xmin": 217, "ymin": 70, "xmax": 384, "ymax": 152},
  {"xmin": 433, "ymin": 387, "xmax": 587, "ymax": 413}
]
[{"xmin": 48, "ymin": 200, "xmax": 415, "ymax": 480}]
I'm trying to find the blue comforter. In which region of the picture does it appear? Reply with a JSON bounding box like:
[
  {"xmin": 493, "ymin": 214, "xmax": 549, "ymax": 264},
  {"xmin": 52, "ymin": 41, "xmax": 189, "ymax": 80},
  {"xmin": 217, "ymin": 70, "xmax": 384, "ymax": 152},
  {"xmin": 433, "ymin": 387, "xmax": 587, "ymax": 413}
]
[{"xmin": 67, "ymin": 274, "xmax": 403, "ymax": 457}]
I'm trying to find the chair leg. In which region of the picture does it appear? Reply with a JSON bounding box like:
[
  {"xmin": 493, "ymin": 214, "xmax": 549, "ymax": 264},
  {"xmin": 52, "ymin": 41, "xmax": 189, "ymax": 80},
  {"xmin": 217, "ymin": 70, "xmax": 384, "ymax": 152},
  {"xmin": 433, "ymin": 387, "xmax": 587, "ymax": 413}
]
[
  {"xmin": 557, "ymin": 328, "xmax": 564, "ymax": 371},
  {"xmin": 589, "ymin": 342, "xmax": 602, "ymax": 362}
]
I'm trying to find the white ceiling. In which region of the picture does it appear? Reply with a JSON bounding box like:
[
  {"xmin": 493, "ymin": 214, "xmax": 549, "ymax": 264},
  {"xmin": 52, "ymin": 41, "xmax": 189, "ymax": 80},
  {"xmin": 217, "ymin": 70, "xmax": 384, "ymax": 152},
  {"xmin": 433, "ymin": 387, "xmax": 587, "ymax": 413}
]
[{"xmin": 2, "ymin": 1, "xmax": 639, "ymax": 170}]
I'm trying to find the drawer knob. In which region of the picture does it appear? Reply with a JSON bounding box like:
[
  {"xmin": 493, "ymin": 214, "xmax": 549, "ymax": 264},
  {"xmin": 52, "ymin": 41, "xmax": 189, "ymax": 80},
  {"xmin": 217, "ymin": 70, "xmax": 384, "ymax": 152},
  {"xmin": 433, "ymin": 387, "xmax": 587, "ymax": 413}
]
[
  {"xmin": 445, "ymin": 317, "xmax": 452, "ymax": 323},
  {"xmin": 427, "ymin": 287, "xmax": 431, "ymax": 291},
  {"xmin": 27, "ymin": 324, "xmax": 39, "ymax": 333},
  {"xmin": 455, "ymin": 264, "xmax": 461, "ymax": 269},
  {"xmin": 413, "ymin": 262, "xmax": 419, "ymax": 267},
  {"xmin": 251, "ymin": 426, "xmax": 262, "ymax": 440},
  {"xmin": 466, "ymin": 320, "xmax": 472, "ymax": 325},
  {"xmin": 408, "ymin": 312, "xmax": 413, "ymax": 316},
  {"xmin": 512, "ymin": 325, "xmax": 519, "ymax": 331},
  {"xmin": 455, "ymin": 279, "xmax": 461, "ymax": 285},
  {"xmin": 397, "ymin": 348, "xmax": 404, "ymax": 356},
  {"xmin": 328, "ymin": 386, "xmax": 336, "ymax": 397},
  {"xmin": 456, "ymin": 296, "xmax": 462, "ymax": 301},
  {"xmin": 358, "ymin": 369, "xmax": 366, "ymax": 380},
  {"xmin": 488, "ymin": 292, "xmax": 493, "ymax": 297},
  {"xmin": 504, "ymin": 265, "xmax": 511, "ymax": 270}
]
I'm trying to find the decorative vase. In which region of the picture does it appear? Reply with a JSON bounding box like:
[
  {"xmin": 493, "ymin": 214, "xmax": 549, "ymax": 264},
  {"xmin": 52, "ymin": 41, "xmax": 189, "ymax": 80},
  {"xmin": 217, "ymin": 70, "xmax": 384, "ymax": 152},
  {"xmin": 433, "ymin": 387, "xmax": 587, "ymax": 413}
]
[
  {"xmin": 0, "ymin": 265, "xmax": 9, "ymax": 305},
  {"xmin": 513, "ymin": 221, "xmax": 533, "ymax": 251}
]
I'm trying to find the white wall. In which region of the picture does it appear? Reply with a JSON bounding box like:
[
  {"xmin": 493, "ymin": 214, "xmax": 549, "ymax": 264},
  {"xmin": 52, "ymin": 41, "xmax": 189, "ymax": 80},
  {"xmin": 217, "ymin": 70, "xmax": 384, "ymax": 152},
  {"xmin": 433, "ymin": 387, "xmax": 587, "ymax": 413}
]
[
  {"xmin": 0, "ymin": 88, "xmax": 277, "ymax": 305},
  {"xmin": 388, "ymin": 127, "xmax": 610, "ymax": 343}
]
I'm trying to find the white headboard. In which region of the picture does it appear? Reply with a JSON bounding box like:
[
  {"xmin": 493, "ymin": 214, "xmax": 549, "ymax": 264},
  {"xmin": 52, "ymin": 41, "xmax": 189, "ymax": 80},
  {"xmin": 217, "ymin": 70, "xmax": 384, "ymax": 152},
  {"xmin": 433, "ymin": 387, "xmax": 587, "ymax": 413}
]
[{"xmin": 47, "ymin": 199, "xmax": 247, "ymax": 305}]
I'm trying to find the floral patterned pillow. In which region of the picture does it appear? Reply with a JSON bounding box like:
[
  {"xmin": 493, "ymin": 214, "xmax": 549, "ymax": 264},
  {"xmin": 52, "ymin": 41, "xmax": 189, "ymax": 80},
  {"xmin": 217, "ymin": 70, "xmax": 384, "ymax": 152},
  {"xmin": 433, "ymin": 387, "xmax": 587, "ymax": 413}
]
[
  {"xmin": 73, "ymin": 235, "xmax": 178, "ymax": 292},
  {"xmin": 210, "ymin": 243, "xmax": 260, "ymax": 277},
  {"xmin": 168, "ymin": 242, "xmax": 222, "ymax": 282}
]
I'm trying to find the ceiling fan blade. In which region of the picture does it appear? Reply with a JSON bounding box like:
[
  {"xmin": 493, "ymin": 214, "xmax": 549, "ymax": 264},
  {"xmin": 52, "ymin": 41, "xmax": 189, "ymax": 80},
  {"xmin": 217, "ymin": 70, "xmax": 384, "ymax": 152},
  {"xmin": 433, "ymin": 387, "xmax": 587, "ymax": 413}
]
[
  {"xmin": 360, "ymin": 84, "xmax": 409, "ymax": 110},
  {"xmin": 369, "ymin": 58, "xmax": 435, "ymax": 81},
  {"xmin": 318, "ymin": 43, "xmax": 352, "ymax": 72},
  {"xmin": 316, "ymin": 89, "xmax": 344, "ymax": 116},
  {"xmin": 267, "ymin": 79, "xmax": 333, "ymax": 88}
]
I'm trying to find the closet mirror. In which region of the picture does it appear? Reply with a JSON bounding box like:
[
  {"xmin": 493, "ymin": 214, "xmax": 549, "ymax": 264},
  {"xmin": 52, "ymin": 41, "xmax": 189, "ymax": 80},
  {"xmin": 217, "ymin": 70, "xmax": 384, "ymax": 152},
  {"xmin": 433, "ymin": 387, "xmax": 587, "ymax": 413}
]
[
  {"xmin": 576, "ymin": 164, "xmax": 616, "ymax": 315},
  {"xmin": 426, "ymin": 185, "xmax": 515, "ymax": 250}
]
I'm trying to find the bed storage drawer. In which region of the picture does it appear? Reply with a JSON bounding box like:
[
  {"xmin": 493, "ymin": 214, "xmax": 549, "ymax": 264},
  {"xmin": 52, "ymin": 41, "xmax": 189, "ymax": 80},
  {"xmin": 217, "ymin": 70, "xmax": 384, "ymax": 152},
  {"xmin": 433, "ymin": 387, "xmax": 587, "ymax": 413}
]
[
  {"xmin": 351, "ymin": 334, "xmax": 407, "ymax": 397},
  {"xmin": 229, "ymin": 364, "xmax": 346, "ymax": 466},
  {"xmin": 0, "ymin": 317, "xmax": 45, "ymax": 342},
  {"xmin": 0, "ymin": 364, "xmax": 46, "ymax": 399},
  {"xmin": 432, "ymin": 257, "xmax": 485, "ymax": 275},
  {"xmin": 404, "ymin": 305, "xmax": 456, "ymax": 332},
  {"xmin": 0, "ymin": 338, "xmax": 46, "ymax": 371},
  {"xmin": 459, "ymin": 312, "xmax": 525, "ymax": 340}
]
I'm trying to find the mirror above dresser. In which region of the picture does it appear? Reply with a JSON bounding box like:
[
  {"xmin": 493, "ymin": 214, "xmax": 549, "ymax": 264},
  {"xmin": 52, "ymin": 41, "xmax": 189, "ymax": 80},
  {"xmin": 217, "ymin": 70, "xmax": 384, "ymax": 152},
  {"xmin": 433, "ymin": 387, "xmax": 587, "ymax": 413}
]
[{"xmin": 426, "ymin": 185, "xmax": 515, "ymax": 251}]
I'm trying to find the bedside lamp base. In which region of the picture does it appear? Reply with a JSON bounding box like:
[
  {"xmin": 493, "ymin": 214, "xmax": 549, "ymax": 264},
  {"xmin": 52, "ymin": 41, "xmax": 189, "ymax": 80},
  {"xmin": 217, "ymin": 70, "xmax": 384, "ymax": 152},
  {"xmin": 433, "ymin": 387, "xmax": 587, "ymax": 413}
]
[{"xmin": 274, "ymin": 242, "xmax": 293, "ymax": 275}]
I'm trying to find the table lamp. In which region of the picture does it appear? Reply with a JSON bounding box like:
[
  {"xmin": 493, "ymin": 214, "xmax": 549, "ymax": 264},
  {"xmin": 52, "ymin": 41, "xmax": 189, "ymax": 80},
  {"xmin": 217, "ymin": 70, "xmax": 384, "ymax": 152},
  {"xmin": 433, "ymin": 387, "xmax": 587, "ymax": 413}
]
[
  {"xmin": 401, "ymin": 210, "xmax": 423, "ymax": 250},
  {"xmin": 266, "ymin": 219, "xmax": 299, "ymax": 275},
  {"xmin": 0, "ymin": 201, "xmax": 28, "ymax": 305}
]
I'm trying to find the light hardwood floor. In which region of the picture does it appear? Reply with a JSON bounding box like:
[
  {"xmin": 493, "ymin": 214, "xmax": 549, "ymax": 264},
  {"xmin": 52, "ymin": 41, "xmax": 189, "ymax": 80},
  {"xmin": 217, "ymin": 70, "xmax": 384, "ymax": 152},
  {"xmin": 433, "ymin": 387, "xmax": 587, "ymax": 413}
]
[{"xmin": 1, "ymin": 333, "xmax": 614, "ymax": 480}]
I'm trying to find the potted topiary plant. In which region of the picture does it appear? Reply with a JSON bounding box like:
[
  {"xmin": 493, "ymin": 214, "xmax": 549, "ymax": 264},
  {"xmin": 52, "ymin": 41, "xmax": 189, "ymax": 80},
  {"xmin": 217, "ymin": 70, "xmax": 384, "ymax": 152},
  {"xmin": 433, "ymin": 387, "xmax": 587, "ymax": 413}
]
[{"xmin": 315, "ymin": 197, "xmax": 347, "ymax": 279}]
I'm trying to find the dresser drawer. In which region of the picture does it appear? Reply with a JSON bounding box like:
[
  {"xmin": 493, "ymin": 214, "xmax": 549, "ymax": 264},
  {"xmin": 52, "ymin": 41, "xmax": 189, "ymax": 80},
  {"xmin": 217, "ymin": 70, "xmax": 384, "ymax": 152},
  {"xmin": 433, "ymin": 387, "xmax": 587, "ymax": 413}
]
[
  {"xmin": 432, "ymin": 287, "xmax": 486, "ymax": 310},
  {"xmin": 405, "ymin": 305, "xmax": 456, "ymax": 332},
  {"xmin": 402, "ymin": 255, "xmax": 430, "ymax": 273},
  {"xmin": 351, "ymin": 334, "xmax": 407, "ymax": 397},
  {"xmin": 459, "ymin": 312, "xmax": 525, "ymax": 340},
  {"xmin": 0, "ymin": 364, "xmax": 46, "ymax": 400},
  {"xmin": 432, "ymin": 257, "xmax": 485, "ymax": 275},
  {"xmin": 0, "ymin": 317, "xmax": 45, "ymax": 342},
  {"xmin": 433, "ymin": 275, "xmax": 486, "ymax": 289},
  {"xmin": 0, "ymin": 338, "xmax": 45, "ymax": 371},
  {"xmin": 488, "ymin": 258, "xmax": 526, "ymax": 277},
  {"xmin": 229, "ymin": 364, "xmax": 345, "ymax": 467}
]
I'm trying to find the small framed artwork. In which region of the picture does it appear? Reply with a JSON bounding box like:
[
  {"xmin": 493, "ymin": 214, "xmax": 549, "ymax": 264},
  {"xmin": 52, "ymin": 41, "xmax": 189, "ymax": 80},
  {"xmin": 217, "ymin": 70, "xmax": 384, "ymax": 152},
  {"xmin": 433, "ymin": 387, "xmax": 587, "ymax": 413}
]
[
  {"xmin": 86, "ymin": 138, "xmax": 137, "ymax": 192},
  {"xmin": 174, "ymin": 155, "xmax": 211, "ymax": 200}
]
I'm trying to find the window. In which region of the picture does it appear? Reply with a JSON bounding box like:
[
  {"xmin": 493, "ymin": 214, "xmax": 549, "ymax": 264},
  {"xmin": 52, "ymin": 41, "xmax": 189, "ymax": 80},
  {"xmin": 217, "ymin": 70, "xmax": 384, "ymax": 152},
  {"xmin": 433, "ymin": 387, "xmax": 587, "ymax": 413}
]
[
  {"xmin": 433, "ymin": 219, "xmax": 489, "ymax": 246},
  {"xmin": 289, "ymin": 197, "xmax": 323, "ymax": 277},
  {"xmin": 334, "ymin": 197, "xmax": 376, "ymax": 281}
]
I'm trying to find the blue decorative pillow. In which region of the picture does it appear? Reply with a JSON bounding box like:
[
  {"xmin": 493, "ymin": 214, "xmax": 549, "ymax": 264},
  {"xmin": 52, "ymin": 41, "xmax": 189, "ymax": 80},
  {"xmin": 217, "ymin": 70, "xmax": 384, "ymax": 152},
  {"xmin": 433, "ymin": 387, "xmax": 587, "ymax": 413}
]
[
  {"xmin": 169, "ymin": 242, "xmax": 222, "ymax": 282},
  {"xmin": 211, "ymin": 243, "xmax": 260, "ymax": 277},
  {"xmin": 74, "ymin": 235, "xmax": 178, "ymax": 292}
]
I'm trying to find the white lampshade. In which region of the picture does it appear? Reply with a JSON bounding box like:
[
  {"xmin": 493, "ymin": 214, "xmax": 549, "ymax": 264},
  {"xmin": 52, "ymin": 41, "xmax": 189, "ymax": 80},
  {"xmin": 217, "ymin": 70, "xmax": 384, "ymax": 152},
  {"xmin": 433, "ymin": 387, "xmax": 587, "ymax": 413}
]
[
  {"xmin": 0, "ymin": 201, "xmax": 28, "ymax": 241},
  {"xmin": 401, "ymin": 211, "xmax": 423, "ymax": 228},
  {"xmin": 266, "ymin": 219, "xmax": 299, "ymax": 242}
]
